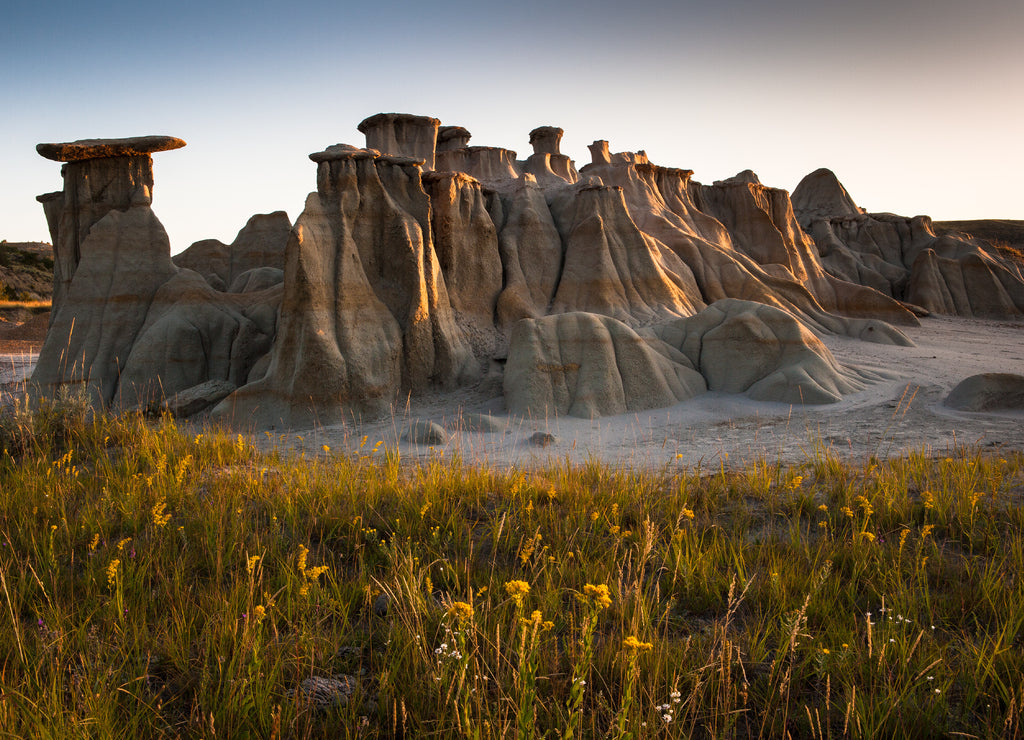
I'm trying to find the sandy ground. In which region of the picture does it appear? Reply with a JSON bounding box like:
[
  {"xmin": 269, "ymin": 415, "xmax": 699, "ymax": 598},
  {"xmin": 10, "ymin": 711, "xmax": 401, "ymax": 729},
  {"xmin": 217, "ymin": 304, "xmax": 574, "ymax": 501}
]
[{"xmin": 3, "ymin": 315, "xmax": 1021, "ymax": 470}]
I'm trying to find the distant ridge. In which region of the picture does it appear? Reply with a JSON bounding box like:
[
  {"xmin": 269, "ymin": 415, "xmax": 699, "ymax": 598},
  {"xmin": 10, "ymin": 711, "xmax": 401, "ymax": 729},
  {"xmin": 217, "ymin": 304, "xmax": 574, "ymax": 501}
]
[{"xmin": 0, "ymin": 240, "xmax": 54, "ymax": 302}]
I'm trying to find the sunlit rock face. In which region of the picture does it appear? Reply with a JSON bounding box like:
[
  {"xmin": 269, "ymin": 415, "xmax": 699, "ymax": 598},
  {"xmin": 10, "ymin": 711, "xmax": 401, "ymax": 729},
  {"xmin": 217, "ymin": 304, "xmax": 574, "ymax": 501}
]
[{"xmin": 30, "ymin": 114, "xmax": 1024, "ymax": 426}]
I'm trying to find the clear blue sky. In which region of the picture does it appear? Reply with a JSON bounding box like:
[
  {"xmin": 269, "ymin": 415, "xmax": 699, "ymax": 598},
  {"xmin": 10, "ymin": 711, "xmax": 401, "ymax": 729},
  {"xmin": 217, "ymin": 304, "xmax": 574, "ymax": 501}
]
[{"xmin": 2, "ymin": 0, "xmax": 1021, "ymax": 251}]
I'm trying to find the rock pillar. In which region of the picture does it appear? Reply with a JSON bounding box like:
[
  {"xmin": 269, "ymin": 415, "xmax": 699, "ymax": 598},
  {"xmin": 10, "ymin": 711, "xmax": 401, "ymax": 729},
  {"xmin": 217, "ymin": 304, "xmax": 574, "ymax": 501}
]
[
  {"xmin": 35, "ymin": 136, "xmax": 185, "ymax": 316},
  {"xmin": 524, "ymin": 126, "xmax": 577, "ymax": 184},
  {"xmin": 31, "ymin": 136, "xmax": 184, "ymax": 405},
  {"xmin": 357, "ymin": 113, "xmax": 440, "ymax": 170},
  {"xmin": 437, "ymin": 125, "xmax": 471, "ymax": 152}
]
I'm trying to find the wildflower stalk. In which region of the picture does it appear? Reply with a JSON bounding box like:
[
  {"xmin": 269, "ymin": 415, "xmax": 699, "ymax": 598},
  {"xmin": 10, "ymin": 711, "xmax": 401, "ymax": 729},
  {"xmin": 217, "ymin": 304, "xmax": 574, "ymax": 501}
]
[
  {"xmin": 516, "ymin": 610, "xmax": 547, "ymax": 740},
  {"xmin": 613, "ymin": 636, "xmax": 653, "ymax": 739},
  {"xmin": 561, "ymin": 584, "xmax": 612, "ymax": 740},
  {"xmin": 446, "ymin": 602, "xmax": 476, "ymax": 738}
]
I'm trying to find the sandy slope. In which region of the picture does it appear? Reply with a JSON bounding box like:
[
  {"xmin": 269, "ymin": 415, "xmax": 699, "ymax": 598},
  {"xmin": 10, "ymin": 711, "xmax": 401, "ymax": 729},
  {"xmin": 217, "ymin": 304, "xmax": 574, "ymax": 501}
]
[{"xmin": 3, "ymin": 316, "xmax": 1021, "ymax": 470}]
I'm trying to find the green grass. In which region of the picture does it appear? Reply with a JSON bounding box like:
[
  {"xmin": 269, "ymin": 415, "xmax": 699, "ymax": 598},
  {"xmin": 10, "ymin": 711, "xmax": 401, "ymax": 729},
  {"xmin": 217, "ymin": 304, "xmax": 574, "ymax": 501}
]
[{"xmin": 1, "ymin": 392, "xmax": 1023, "ymax": 738}]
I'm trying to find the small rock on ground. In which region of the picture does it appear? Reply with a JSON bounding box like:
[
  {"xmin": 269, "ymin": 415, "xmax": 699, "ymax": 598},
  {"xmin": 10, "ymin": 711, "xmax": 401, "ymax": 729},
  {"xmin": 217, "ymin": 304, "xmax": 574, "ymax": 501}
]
[
  {"xmin": 451, "ymin": 412, "xmax": 506, "ymax": 433},
  {"xmin": 404, "ymin": 419, "xmax": 447, "ymax": 445},
  {"xmin": 527, "ymin": 432, "xmax": 557, "ymax": 447},
  {"xmin": 296, "ymin": 674, "xmax": 357, "ymax": 707}
]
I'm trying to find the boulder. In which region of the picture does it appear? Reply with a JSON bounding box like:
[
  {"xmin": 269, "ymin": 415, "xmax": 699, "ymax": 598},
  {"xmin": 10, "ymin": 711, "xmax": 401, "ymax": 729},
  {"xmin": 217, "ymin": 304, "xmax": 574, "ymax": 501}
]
[
  {"xmin": 162, "ymin": 379, "xmax": 237, "ymax": 418},
  {"xmin": 527, "ymin": 431, "xmax": 557, "ymax": 447},
  {"xmin": 652, "ymin": 299, "xmax": 884, "ymax": 405},
  {"xmin": 404, "ymin": 419, "xmax": 448, "ymax": 445},
  {"xmin": 945, "ymin": 373, "xmax": 1024, "ymax": 412},
  {"xmin": 452, "ymin": 412, "xmax": 506, "ymax": 433}
]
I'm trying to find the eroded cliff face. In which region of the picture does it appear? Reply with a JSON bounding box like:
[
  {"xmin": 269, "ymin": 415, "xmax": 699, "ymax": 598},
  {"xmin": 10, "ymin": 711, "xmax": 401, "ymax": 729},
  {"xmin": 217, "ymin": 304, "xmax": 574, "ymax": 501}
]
[
  {"xmin": 218, "ymin": 145, "xmax": 478, "ymax": 428},
  {"xmin": 793, "ymin": 168, "xmax": 1024, "ymax": 318},
  {"xmin": 30, "ymin": 116, "xmax": 1024, "ymax": 426}
]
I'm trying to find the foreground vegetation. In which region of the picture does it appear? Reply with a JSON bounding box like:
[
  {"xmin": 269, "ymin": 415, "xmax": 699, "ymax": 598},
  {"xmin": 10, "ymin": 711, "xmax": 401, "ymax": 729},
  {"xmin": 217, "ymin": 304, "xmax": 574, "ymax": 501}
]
[{"xmin": 1, "ymin": 394, "xmax": 1022, "ymax": 738}]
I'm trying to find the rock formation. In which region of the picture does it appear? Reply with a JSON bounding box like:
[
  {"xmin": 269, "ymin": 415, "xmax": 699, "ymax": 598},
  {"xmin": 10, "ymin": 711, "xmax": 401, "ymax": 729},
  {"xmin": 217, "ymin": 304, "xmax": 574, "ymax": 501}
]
[
  {"xmin": 506, "ymin": 299, "xmax": 887, "ymax": 418},
  {"xmin": 30, "ymin": 136, "xmax": 282, "ymax": 411},
  {"xmin": 28, "ymin": 115, "xmax": 1024, "ymax": 427},
  {"xmin": 173, "ymin": 211, "xmax": 290, "ymax": 292},
  {"xmin": 217, "ymin": 144, "xmax": 478, "ymax": 428},
  {"xmin": 793, "ymin": 168, "xmax": 1024, "ymax": 317}
]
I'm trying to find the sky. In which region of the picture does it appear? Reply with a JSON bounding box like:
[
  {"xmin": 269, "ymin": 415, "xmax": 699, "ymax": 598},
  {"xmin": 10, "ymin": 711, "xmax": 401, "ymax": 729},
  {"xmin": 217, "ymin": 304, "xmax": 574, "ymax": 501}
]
[{"xmin": 2, "ymin": 0, "xmax": 1022, "ymax": 251}]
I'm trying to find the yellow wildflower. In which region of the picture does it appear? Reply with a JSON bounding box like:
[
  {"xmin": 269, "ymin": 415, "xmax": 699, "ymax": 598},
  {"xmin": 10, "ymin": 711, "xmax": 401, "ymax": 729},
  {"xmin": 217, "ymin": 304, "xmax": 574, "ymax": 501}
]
[
  {"xmin": 505, "ymin": 580, "xmax": 531, "ymax": 607},
  {"xmin": 247, "ymin": 555, "xmax": 261, "ymax": 575},
  {"xmin": 254, "ymin": 604, "xmax": 266, "ymax": 621},
  {"xmin": 622, "ymin": 635, "xmax": 653, "ymax": 653},
  {"xmin": 447, "ymin": 601, "xmax": 475, "ymax": 623},
  {"xmin": 106, "ymin": 559, "xmax": 120, "ymax": 588},
  {"xmin": 151, "ymin": 500, "xmax": 171, "ymax": 528},
  {"xmin": 681, "ymin": 508, "xmax": 695, "ymax": 520},
  {"xmin": 583, "ymin": 583, "xmax": 612, "ymax": 609}
]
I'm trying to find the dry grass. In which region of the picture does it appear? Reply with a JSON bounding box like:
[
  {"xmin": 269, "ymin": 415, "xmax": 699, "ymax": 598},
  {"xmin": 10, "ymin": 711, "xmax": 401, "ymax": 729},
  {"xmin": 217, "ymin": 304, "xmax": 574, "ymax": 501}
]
[{"xmin": 1, "ymin": 394, "xmax": 1022, "ymax": 738}]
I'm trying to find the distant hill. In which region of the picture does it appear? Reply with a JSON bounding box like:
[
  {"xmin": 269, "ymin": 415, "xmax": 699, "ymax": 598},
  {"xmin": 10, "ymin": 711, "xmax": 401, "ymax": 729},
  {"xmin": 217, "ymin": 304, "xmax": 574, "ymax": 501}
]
[{"xmin": 0, "ymin": 240, "xmax": 53, "ymax": 302}]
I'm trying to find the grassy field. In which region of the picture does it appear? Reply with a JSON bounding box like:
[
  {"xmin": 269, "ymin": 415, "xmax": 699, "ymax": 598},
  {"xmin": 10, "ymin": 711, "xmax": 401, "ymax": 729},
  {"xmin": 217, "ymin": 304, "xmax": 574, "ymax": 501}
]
[{"xmin": 1, "ymin": 392, "xmax": 1022, "ymax": 738}]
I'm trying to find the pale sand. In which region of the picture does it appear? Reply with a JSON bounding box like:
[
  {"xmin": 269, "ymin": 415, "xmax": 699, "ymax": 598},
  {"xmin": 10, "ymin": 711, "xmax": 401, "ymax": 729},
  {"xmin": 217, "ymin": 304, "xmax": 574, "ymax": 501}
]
[{"xmin": 4, "ymin": 316, "xmax": 1022, "ymax": 470}]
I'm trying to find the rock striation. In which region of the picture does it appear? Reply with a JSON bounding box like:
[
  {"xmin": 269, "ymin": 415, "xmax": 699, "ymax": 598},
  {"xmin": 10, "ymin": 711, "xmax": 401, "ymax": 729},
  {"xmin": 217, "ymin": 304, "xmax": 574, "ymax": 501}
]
[{"xmin": 29, "ymin": 114, "xmax": 1024, "ymax": 427}]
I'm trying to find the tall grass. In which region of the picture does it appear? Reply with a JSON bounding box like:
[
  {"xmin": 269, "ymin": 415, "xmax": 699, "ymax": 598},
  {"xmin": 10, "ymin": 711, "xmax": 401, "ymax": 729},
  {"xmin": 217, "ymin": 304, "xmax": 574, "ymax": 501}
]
[{"xmin": 1, "ymin": 395, "xmax": 1022, "ymax": 737}]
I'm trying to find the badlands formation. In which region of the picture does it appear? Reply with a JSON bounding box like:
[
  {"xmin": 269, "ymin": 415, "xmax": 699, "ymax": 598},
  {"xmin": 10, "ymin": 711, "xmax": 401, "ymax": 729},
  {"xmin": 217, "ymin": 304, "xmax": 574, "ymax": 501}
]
[{"xmin": 27, "ymin": 113, "xmax": 1024, "ymax": 460}]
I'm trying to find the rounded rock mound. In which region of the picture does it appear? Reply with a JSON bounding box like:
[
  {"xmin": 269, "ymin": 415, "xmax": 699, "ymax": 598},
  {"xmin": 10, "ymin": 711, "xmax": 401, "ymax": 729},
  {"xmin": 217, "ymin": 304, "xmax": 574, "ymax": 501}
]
[{"xmin": 944, "ymin": 373, "xmax": 1024, "ymax": 412}]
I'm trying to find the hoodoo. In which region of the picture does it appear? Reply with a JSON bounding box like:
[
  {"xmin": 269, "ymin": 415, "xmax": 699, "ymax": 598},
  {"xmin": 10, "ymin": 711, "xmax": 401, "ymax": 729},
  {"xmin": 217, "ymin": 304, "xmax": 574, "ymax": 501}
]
[{"xmin": 27, "ymin": 114, "xmax": 1024, "ymax": 426}]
